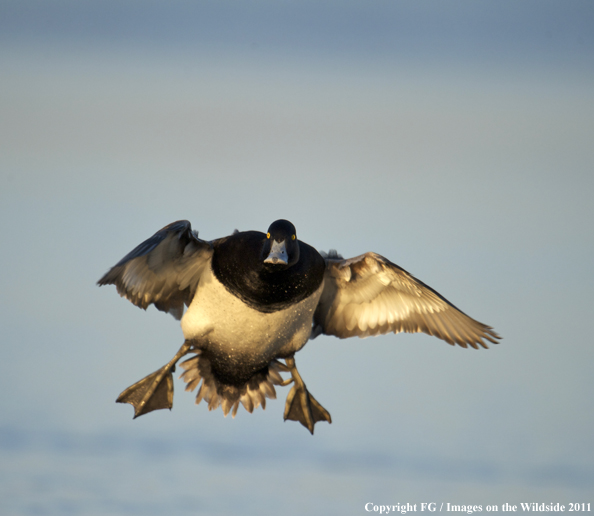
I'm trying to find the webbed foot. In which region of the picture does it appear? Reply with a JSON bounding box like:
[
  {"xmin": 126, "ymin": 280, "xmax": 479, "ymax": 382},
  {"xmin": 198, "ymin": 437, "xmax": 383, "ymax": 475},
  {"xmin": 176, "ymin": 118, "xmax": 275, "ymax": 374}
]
[
  {"xmin": 117, "ymin": 340, "xmax": 192, "ymax": 418},
  {"xmin": 283, "ymin": 356, "xmax": 332, "ymax": 434}
]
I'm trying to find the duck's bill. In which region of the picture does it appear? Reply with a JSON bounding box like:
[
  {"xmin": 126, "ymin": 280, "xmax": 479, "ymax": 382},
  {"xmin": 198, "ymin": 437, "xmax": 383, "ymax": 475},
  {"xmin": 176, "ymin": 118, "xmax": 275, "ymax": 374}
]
[{"xmin": 264, "ymin": 240, "xmax": 289, "ymax": 265}]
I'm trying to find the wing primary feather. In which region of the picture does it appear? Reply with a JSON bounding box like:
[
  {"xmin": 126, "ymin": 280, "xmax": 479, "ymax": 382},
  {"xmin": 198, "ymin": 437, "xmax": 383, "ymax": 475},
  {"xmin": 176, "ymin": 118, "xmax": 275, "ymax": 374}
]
[
  {"xmin": 98, "ymin": 220, "xmax": 212, "ymax": 317},
  {"xmin": 317, "ymin": 251, "xmax": 501, "ymax": 348}
]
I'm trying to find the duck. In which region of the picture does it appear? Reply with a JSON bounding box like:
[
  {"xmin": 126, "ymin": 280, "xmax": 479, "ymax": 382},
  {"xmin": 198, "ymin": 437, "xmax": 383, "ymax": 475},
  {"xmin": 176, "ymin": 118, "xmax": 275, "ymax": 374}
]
[{"xmin": 98, "ymin": 219, "xmax": 500, "ymax": 434}]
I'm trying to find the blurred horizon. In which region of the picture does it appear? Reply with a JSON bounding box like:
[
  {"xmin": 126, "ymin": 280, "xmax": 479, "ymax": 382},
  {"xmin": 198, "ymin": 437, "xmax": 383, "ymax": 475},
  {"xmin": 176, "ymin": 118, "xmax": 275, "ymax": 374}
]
[{"xmin": 1, "ymin": 1, "xmax": 593, "ymax": 64}]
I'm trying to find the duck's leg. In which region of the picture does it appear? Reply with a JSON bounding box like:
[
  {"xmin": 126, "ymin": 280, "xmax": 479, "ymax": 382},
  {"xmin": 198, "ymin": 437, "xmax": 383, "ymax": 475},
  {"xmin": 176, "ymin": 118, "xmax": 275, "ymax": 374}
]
[
  {"xmin": 117, "ymin": 340, "xmax": 193, "ymax": 418},
  {"xmin": 283, "ymin": 355, "xmax": 332, "ymax": 434}
]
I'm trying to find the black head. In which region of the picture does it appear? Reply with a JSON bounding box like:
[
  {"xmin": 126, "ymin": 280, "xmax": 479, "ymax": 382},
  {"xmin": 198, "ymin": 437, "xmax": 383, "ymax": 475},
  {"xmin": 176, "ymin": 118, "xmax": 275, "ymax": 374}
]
[{"xmin": 261, "ymin": 219, "xmax": 300, "ymax": 268}]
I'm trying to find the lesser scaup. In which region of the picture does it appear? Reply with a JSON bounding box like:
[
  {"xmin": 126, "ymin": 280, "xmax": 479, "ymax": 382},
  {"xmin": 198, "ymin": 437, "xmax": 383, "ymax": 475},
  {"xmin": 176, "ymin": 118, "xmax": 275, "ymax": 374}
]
[{"xmin": 98, "ymin": 219, "xmax": 500, "ymax": 434}]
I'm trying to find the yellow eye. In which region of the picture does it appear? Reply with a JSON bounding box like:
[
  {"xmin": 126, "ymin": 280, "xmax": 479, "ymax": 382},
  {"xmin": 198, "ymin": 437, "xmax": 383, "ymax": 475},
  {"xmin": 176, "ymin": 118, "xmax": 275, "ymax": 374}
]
[
  {"xmin": 267, "ymin": 232, "xmax": 270, "ymax": 239},
  {"xmin": 292, "ymin": 234, "xmax": 296, "ymax": 240}
]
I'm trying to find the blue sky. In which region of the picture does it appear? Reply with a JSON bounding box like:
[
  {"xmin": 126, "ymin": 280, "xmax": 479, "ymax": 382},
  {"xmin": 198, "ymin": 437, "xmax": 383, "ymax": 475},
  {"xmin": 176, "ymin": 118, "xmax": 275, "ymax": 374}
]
[{"xmin": 1, "ymin": 2, "xmax": 593, "ymax": 514}]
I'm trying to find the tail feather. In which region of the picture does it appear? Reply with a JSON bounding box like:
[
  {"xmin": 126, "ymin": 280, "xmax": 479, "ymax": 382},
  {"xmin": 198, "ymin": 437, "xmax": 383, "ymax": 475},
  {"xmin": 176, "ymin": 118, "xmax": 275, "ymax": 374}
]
[{"xmin": 179, "ymin": 353, "xmax": 286, "ymax": 418}]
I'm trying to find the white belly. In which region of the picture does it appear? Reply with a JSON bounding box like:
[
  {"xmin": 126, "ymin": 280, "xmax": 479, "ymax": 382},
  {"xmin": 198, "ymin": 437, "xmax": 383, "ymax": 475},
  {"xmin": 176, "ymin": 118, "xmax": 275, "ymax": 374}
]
[{"xmin": 181, "ymin": 265, "xmax": 323, "ymax": 364}]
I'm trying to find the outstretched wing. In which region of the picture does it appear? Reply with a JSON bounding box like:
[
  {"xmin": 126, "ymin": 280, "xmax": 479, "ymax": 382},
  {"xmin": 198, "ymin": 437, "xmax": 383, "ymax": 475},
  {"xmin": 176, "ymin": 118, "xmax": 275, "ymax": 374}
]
[
  {"xmin": 98, "ymin": 220, "xmax": 213, "ymax": 319},
  {"xmin": 313, "ymin": 252, "xmax": 500, "ymax": 349}
]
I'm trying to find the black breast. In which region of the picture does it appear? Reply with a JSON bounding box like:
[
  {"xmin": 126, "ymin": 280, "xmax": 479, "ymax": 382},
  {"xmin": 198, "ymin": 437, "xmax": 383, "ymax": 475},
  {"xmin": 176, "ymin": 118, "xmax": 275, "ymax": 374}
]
[{"xmin": 211, "ymin": 231, "xmax": 325, "ymax": 313}]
